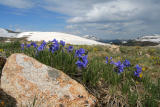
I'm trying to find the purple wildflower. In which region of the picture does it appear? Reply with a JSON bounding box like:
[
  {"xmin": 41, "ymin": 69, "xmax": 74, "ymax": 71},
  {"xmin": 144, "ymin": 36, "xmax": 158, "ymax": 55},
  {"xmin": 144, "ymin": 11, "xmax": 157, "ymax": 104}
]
[
  {"xmin": 75, "ymin": 55, "xmax": 88, "ymax": 69},
  {"xmin": 113, "ymin": 61, "xmax": 125, "ymax": 74},
  {"xmin": 123, "ymin": 59, "xmax": 131, "ymax": 67},
  {"xmin": 31, "ymin": 42, "xmax": 38, "ymax": 48},
  {"xmin": 49, "ymin": 39, "xmax": 60, "ymax": 53},
  {"xmin": 82, "ymin": 55, "xmax": 88, "ymax": 68},
  {"xmin": 60, "ymin": 40, "xmax": 65, "ymax": 47},
  {"xmin": 79, "ymin": 48, "xmax": 85, "ymax": 54},
  {"xmin": 75, "ymin": 48, "xmax": 88, "ymax": 69},
  {"xmin": 66, "ymin": 46, "xmax": 74, "ymax": 52},
  {"xmin": 75, "ymin": 48, "xmax": 86, "ymax": 58},
  {"xmin": 106, "ymin": 56, "xmax": 114, "ymax": 64},
  {"xmin": 134, "ymin": 64, "xmax": 142, "ymax": 77},
  {"xmin": 75, "ymin": 60, "xmax": 83, "ymax": 69},
  {"xmin": 37, "ymin": 40, "xmax": 46, "ymax": 51},
  {"xmin": 52, "ymin": 39, "xmax": 58, "ymax": 44},
  {"xmin": 106, "ymin": 57, "xmax": 109, "ymax": 64},
  {"xmin": 21, "ymin": 43, "xmax": 25, "ymax": 50},
  {"xmin": 26, "ymin": 44, "xmax": 31, "ymax": 48}
]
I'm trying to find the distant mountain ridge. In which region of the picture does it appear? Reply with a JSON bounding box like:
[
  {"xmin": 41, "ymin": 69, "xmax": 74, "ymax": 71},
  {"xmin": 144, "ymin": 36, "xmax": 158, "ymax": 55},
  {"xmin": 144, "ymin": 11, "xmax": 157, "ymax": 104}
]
[
  {"xmin": 82, "ymin": 35, "xmax": 99, "ymax": 41},
  {"xmin": 5, "ymin": 29, "xmax": 20, "ymax": 33},
  {"xmin": 0, "ymin": 28, "xmax": 19, "ymax": 38},
  {"xmin": 99, "ymin": 38, "xmax": 159, "ymax": 46}
]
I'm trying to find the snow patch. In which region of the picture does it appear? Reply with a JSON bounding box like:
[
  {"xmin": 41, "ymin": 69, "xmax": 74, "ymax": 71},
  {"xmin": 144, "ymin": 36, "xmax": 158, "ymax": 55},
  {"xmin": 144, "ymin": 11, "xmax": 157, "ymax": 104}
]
[{"xmin": 17, "ymin": 32, "xmax": 109, "ymax": 45}]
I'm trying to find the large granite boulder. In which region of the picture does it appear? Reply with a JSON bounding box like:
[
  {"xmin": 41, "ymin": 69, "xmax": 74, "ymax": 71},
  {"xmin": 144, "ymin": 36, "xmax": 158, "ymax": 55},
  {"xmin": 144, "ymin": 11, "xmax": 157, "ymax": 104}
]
[{"xmin": 0, "ymin": 53, "xmax": 97, "ymax": 107}]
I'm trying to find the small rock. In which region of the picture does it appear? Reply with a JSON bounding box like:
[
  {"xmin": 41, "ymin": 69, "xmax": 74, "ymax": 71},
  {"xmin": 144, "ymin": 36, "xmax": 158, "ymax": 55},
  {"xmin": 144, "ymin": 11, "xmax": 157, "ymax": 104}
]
[
  {"xmin": 145, "ymin": 54, "xmax": 150, "ymax": 58},
  {"xmin": 1, "ymin": 53, "xmax": 97, "ymax": 107},
  {"xmin": 109, "ymin": 45, "xmax": 120, "ymax": 53}
]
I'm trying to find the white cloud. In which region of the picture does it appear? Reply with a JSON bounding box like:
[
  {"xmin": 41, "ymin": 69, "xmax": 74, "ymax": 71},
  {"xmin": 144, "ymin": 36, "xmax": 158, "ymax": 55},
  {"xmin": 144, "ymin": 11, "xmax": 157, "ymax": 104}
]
[
  {"xmin": 68, "ymin": 0, "xmax": 140, "ymax": 23},
  {"xmin": 64, "ymin": 0, "xmax": 160, "ymax": 39},
  {"xmin": 0, "ymin": 0, "xmax": 34, "ymax": 8},
  {"xmin": 42, "ymin": 0, "xmax": 94, "ymax": 16}
]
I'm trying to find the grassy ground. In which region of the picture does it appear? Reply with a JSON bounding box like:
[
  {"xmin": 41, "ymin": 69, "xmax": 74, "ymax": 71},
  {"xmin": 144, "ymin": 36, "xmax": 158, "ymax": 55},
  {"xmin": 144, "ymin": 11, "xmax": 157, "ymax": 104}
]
[{"xmin": 0, "ymin": 41, "xmax": 160, "ymax": 107}]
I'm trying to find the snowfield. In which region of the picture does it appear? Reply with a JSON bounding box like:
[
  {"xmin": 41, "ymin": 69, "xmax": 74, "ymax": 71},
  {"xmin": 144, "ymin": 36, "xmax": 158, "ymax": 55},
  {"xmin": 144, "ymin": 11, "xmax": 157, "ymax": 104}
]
[
  {"xmin": 0, "ymin": 28, "xmax": 109, "ymax": 45},
  {"xmin": 17, "ymin": 32, "xmax": 109, "ymax": 45}
]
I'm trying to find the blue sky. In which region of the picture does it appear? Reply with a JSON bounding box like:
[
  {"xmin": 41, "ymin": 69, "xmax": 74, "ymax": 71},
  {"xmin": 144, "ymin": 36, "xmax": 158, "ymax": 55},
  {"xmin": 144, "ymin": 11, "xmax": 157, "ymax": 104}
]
[
  {"xmin": 0, "ymin": 4, "xmax": 67, "ymax": 32},
  {"xmin": 0, "ymin": 0, "xmax": 160, "ymax": 39}
]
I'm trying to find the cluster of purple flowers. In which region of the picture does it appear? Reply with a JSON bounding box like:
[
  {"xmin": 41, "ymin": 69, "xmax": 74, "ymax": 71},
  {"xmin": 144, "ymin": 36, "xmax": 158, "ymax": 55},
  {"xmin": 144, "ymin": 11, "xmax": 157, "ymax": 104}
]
[
  {"xmin": 75, "ymin": 48, "xmax": 88, "ymax": 69},
  {"xmin": 113, "ymin": 61, "xmax": 126, "ymax": 74},
  {"xmin": 134, "ymin": 65, "xmax": 142, "ymax": 77},
  {"xmin": 113, "ymin": 60, "xmax": 130, "ymax": 74},
  {"xmin": 21, "ymin": 39, "xmax": 88, "ymax": 69},
  {"xmin": 21, "ymin": 42, "xmax": 38, "ymax": 50},
  {"xmin": 106, "ymin": 56, "xmax": 143, "ymax": 78},
  {"xmin": 106, "ymin": 57, "xmax": 114, "ymax": 64},
  {"xmin": 20, "ymin": 40, "xmax": 144, "ymax": 78},
  {"xmin": 106, "ymin": 57, "xmax": 131, "ymax": 74},
  {"xmin": 123, "ymin": 59, "xmax": 131, "ymax": 67},
  {"xmin": 21, "ymin": 39, "xmax": 67, "ymax": 53}
]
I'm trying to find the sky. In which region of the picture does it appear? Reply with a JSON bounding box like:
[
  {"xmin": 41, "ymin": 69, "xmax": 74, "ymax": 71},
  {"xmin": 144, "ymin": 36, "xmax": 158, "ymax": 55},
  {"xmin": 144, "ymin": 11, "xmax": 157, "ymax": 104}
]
[{"xmin": 0, "ymin": 0, "xmax": 160, "ymax": 39}]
